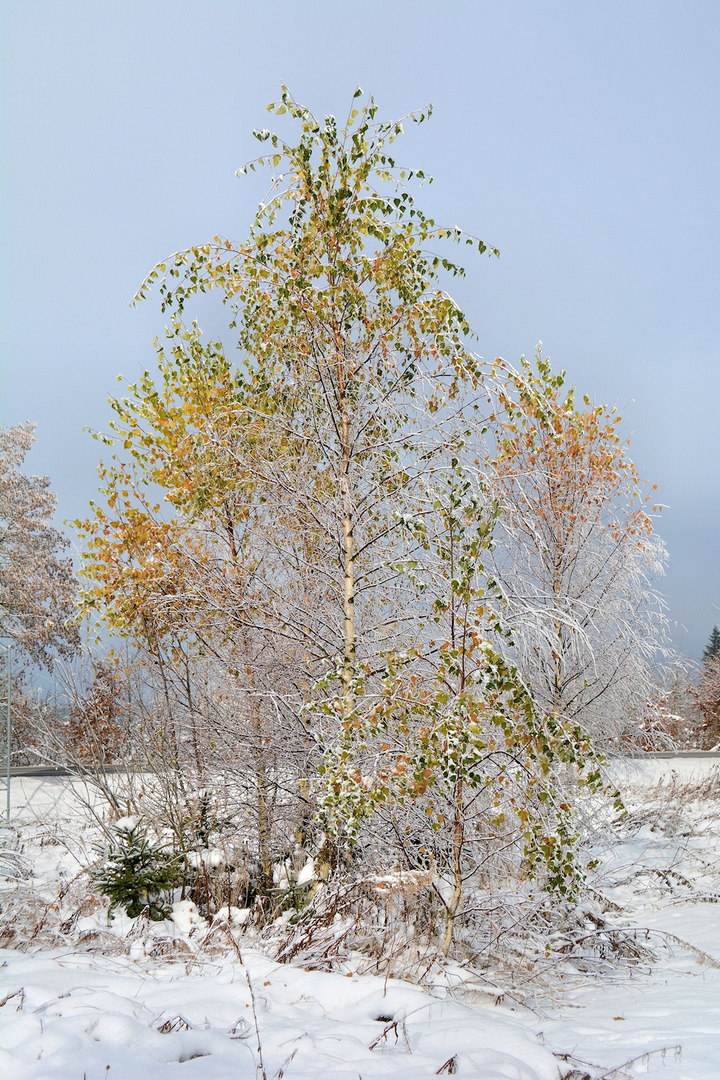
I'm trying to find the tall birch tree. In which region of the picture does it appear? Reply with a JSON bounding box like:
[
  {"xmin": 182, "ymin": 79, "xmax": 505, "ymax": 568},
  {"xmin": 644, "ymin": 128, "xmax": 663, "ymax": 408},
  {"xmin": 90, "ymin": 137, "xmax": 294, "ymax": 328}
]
[
  {"xmin": 135, "ymin": 87, "xmax": 499, "ymax": 703},
  {"xmin": 82, "ymin": 92, "xmax": 612, "ymax": 945}
]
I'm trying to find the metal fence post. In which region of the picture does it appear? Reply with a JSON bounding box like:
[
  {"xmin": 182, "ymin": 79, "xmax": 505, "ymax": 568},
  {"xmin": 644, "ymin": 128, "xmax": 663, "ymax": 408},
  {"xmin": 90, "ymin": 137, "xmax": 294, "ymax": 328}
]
[{"xmin": 1, "ymin": 641, "xmax": 10, "ymax": 822}]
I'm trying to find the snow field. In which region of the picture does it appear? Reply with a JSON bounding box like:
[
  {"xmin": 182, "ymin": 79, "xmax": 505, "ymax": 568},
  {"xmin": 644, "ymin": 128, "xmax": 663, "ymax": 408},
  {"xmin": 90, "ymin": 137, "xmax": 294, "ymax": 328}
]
[
  {"xmin": 0, "ymin": 948, "xmax": 561, "ymax": 1079},
  {"xmin": 3, "ymin": 760, "xmax": 720, "ymax": 1078},
  {"xmin": 1, "ymin": 776, "xmax": 561, "ymax": 1079}
]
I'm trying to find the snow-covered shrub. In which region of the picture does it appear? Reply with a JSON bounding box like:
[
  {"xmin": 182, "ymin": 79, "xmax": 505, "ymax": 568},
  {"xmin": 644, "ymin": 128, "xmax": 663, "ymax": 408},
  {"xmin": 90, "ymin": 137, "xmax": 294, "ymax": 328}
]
[
  {"xmin": 270, "ymin": 848, "xmax": 317, "ymax": 918},
  {"xmin": 172, "ymin": 791, "xmax": 256, "ymax": 919}
]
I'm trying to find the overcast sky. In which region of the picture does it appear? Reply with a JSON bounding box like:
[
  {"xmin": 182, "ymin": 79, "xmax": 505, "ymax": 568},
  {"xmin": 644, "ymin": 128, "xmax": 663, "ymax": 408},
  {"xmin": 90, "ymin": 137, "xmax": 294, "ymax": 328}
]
[{"xmin": 1, "ymin": 0, "xmax": 718, "ymax": 659}]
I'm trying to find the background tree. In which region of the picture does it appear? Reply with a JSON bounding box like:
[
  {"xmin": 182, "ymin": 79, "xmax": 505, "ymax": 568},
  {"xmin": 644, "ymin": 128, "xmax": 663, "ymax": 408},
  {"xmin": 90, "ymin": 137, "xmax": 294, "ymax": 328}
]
[
  {"xmin": 694, "ymin": 656, "xmax": 720, "ymax": 747},
  {"xmin": 703, "ymin": 626, "xmax": 720, "ymax": 663},
  {"xmin": 488, "ymin": 352, "xmax": 669, "ymax": 745},
  {"xmin": 64, "ymin": 660, "xmax": 129, "ymax": 766},
  {"xmin": 691, "ymin": 626, "xmax": 720, "ymax": 747},
  {"xmin": 0, "ymin": 422, "xmax": 79, "ymax": 765},
  {"xmin": 635, "ymin": 658, "xmax": 703, "ymax": 750},
  {"xmin": 0, "ymin": 423, "xmax": 79, "ymax": 663}
]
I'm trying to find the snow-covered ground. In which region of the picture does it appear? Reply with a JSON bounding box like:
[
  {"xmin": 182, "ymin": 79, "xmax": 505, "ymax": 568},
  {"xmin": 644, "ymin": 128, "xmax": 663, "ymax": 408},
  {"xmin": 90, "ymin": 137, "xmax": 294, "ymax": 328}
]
[{"xmin": 2, "ymin": 760, "xmax": 720, "ymax": 1079}]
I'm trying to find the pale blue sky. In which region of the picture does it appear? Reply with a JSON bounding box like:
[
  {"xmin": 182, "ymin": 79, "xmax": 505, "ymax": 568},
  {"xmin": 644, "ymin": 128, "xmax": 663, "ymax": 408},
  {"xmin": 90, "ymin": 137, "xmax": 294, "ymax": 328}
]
[{"xmin": 1, "ymin": 0, "xmax": 719, "ymax": 658}]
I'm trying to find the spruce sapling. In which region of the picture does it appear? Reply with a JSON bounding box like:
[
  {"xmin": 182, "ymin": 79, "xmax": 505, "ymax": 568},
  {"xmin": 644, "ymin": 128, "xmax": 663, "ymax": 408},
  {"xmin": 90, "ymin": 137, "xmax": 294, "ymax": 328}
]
[{"xmin": 93, "ymin": 817, "xmax": 178, "ymax": 920}]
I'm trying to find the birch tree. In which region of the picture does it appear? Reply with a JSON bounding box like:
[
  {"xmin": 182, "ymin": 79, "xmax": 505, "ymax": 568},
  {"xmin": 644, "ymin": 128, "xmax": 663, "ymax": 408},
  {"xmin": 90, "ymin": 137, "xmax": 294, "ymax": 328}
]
[
  {"xmin": 79, "ymin": 331, "xmax": 309, "ymax": 887},
  {"xmin": 489, "ymin": 352, "xmax": 669, "ymax": 743},
  {"xmin": 135, "ymin": 87, "xmax": 499, "ymax": 703}
]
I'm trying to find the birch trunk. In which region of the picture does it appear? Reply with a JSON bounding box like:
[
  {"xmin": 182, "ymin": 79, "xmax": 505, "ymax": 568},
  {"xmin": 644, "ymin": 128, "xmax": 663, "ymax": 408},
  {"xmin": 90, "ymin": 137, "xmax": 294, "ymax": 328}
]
[
  {"xmin": 334, "ymin": 330, "xmax": 356, "ymax": 708},
  {"xmin": 441, "ymin": 777, "xmax": 464, "ymax": 956}
]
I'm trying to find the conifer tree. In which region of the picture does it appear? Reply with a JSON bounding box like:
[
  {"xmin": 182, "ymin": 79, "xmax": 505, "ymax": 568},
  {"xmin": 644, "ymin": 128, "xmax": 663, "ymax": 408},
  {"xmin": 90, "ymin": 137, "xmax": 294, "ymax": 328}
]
[
  {"xmin": 703, "ymin": 626, "xmax": 720, "ymax": 663},
  {"xmin": 93, "ymin": 819, "xmax": 177, "ymax": 920}
]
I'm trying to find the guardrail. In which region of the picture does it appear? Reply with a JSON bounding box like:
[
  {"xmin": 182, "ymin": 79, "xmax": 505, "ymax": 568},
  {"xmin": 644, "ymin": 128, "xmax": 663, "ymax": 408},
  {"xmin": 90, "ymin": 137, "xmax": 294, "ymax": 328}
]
[
  {"xmin": 9, "ymin": 764, "xmax": 140, "ymax": 777},
  {"xmin": 610, "ymin": 751, "xmax": 720, "ymax": 759},
  {"xmin": 10, "ymin": 751, "xmax": 720, "ymax": 779}
]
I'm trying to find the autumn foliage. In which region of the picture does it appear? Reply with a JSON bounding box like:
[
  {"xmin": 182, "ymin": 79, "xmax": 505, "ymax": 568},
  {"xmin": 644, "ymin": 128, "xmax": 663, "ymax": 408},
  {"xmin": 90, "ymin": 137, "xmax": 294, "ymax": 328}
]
[{"xmin": 65, "ymin": 662, "xmax": 128, "ymax": 765}]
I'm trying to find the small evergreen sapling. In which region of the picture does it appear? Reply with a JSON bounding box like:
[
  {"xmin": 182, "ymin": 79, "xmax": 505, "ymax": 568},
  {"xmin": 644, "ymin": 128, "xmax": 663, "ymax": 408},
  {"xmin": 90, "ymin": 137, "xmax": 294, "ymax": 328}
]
[{"xmin": 93, "ymin": 817, "xmax": 178, "ymax": 920}]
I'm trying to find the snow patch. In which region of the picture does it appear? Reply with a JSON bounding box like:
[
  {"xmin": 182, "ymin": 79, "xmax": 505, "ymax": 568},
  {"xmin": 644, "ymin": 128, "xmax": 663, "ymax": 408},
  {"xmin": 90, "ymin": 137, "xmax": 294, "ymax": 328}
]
[
  {"xmin": 113, "ymin": 814, "xmax": 140, "ymax": 832},
  {"xmin": 170, "ymin": 899, "xmax": 207, "ymax": 934}
]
